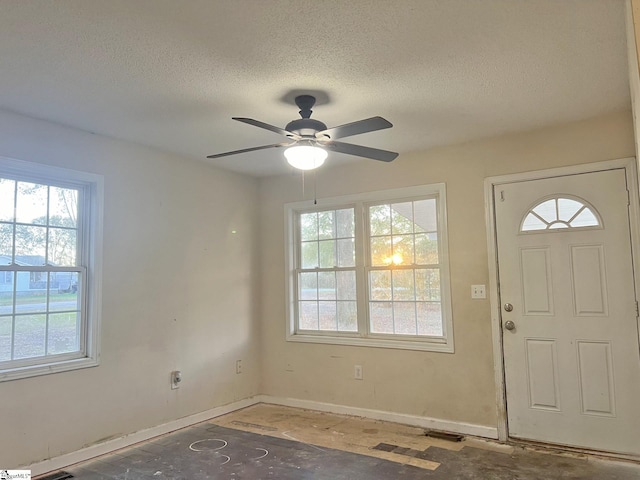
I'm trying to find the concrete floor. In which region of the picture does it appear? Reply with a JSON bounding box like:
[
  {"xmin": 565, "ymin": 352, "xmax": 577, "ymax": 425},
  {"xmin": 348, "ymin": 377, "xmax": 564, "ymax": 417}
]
[{"xmin": 57, "ymin": 404, "xmax": 640, "ymax": 479}]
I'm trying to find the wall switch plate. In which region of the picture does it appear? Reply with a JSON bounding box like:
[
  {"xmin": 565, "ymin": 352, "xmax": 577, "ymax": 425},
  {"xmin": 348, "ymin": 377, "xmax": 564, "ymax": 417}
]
[
  {"xmin": 236, "ymin": 360, "xmax": 242, "ymax": 374},
  {"xmin": 471, "ymin": 285, "xmax": 486, "ymax": 299},
  {"xmin": 171, "ymin": 370, "xmax": 181, "ymax": 389},
  {"xmin": 354, "ymin": 365, "xmax": 363, "ymax": 380}
]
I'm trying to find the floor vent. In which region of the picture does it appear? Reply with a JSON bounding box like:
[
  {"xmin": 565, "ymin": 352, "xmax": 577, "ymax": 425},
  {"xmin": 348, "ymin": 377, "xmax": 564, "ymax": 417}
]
[
  {"xmin": 424, "ymin": 430, "xmax": 464, "ymax": 442},
  {"xmin": 37, "ymin": 471, "xmax": 74, "ymax": 480}
]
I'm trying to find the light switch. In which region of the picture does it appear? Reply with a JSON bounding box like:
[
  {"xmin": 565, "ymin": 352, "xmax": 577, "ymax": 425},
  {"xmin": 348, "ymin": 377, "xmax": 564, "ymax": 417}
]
[{"xmin": 471, "ymin": 285, "xmax": 486, "ymax": 299}]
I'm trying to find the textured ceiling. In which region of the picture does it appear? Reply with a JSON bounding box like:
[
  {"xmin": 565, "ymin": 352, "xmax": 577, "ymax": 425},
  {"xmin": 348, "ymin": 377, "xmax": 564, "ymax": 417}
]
[{"xmin": 0, "ymin": 0, "xmax": 630, "ymax": 177}]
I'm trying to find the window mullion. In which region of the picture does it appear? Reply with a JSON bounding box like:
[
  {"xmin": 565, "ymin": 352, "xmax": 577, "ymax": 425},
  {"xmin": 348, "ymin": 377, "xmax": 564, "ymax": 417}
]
[{"xmin": 356, "ymin": 202, "xmax": 368, "ymax": 337}]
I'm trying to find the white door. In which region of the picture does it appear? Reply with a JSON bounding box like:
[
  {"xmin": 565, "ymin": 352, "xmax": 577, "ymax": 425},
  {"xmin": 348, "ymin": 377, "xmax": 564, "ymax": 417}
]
[{"xmin": 495, "ymin": 168, "xmax": 640, "ymax": 455}]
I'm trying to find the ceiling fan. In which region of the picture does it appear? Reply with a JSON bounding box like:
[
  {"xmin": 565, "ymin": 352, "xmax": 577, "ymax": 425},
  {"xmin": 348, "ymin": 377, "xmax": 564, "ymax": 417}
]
[{"xmin": 206, "ymin": 95, "xmax": 398, "ymax": 170}]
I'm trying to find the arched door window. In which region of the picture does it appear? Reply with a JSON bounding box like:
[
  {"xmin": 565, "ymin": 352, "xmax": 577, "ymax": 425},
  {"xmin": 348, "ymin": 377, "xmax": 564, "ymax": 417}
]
[{"xmin": 521, "ymin": 196, "xmax": 601, "ymax": 232}]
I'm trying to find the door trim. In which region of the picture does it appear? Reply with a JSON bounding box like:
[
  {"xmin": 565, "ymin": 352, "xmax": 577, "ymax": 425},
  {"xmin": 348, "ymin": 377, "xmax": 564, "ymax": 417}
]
[{"xmin": 484, "ymin": 157, "xmax": 640, "ymax": 446}]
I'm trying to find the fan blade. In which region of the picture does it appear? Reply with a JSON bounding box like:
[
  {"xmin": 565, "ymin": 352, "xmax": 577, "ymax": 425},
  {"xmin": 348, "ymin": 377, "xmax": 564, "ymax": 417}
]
[
  {"xmin": 325, "ymin": 141, "xmax": 398, "ymax": 162},
  {"xmin": 316, "ymin": 116, "xmax": 392, "ymax": 140},
  {"xmin": 233, "ymin": 118, "xmax": 300, "ymax": 139},
  {"xmin": 206, "ymin": 142, "xmax": 291, "ymax": 159}
]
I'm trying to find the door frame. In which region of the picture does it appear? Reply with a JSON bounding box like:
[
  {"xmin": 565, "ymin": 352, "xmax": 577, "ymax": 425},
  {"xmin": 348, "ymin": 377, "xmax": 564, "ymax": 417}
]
[{"xmin": 484, "ymin": 157, "xmax": 640, "ymax": 447}]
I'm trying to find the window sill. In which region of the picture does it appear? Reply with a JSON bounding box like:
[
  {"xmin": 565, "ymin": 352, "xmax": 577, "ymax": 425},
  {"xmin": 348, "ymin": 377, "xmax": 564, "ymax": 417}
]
[
  {"xmin": 286, "ymin": 332, "xmax": 454, "ymax": 353},
  {"xmin": 0, "ymin": 355, "xmax": 100, "ymax": 382}
]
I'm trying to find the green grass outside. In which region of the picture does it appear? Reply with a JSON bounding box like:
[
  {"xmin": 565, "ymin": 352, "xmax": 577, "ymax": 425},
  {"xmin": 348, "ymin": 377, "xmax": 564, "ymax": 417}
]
[
  {"xmin": 0, "ymin": 311, "xmax": 77, "ymax": 335},
  {"xmin": 0, "ymin": 292, "xmax": 77, "ymax": 306}
]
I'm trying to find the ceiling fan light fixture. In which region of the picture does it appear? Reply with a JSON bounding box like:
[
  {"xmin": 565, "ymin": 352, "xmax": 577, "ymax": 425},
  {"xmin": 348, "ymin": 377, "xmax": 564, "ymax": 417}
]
[{"xmin": 284, "ymin": 145, "xmax": 327, "ymax": 170}]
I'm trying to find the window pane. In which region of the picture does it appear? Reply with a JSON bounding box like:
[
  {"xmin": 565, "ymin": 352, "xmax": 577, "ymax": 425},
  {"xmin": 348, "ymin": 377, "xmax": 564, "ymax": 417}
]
[
  {"xmin": 532, "ymin": 199, "xmax": 557, "ymax": 223},
  {"xmin": 392, "ymin": 270, "xmax": 415, "ymax": 301},
  {"xmin": 48, "ymin": 312, "xmax": 80, "ymax": 355},
  {"xmin": 299, "ymin": 301, "xmax": 318, "ymax": 330},
  {"xmin": 318, "ymin": 272, "xmax": 336, "ymax": 300},
  {"xmin": 416, "ymin": 269, "xmax": 441, "ymax": 301},
  {"xmin": 417, "ymin": 302, "xmax": 443, "ymax": 336},
  {"xmin": 415, "ymin": 233, "xmax": 438, "ymax": 264},
  {"xmin": 414, "ymin": 199, "xmax": 437, "ymax": 233},
  {"xmin": 15, "ymin": 271, "xmax": 47, "ymax": 314},
  {"xmin": 300, "ymin": 213, "xmax": 318, "ymax": 241},
  {"xmin": 0, "ymin": 223, "xmax": 13, "ymax": 263},
  {"xmin": 571, "ymin": 208, "xmax": 599, "ymax": 228},
  {"xmin": 49, "ymin": 272, "xmax": 79, "ymax": 312},
  {"xmin": 392, "ymin": 235, "xmax": 414, "ymax": 265},
  {"xmin": 549, "ymin": 222, "xmax": 569, "ymax": 229},
  {"xmin": 299, "ymin": 272, "xmax": 317, "ymax": 300},
  {"xmin": 0, "ymin": 178, "xmax": 15, "ymax": 222},
  {"xmin": 369, "ymin": 270, "xmax": 391, "ymax": 301},
  {"xmin": 0, "ymin": 316, "xmax": 11, "ymax": 361},
  {"xmin": 318, "ymin": 240, "xmax": 336, "ymax": 268},
  {"xmin": 370, "ymin": 236, "xmax": 392, "ymax": 266},
  {"xmin": 16, "ymin": 182, "xmax": 48, "ymax": 225},
  {"xmin": 15, "ymin": 225, "xmax": 46, "ymax": 261},
  {"xmin": 301, "ymin": 241, "xmax": 318, "ymax": 269},
  {"xmin": 337, "ymin": 302, "xmax": 357, "ymax": 331},
  {"xmin": 393, "ymin": 303, "xmax": 416, "ymax": 334},
  {"xmin": 48, "ymin": 227, "xmax": 77, "ymax": 266},
  {"xmin": 317, "ymin": 211, "xmax": 335, "ymax": 239},
  {"xmin": 336, "ymin": 271, "xmax": 356, "ymax": 300},
  {"xmin": 557, "ymin": 198, "xmax": 583, "ymax": 222},
  {"xmin": 369, "ymin": 205, "xmax": 391, "ymax": 236},
  {"xmin": 318, "ymin": 301, "xmax": 337, "ymax": 330},
  {"xmin": 391, "ymin": 202, "xmax": 413, "ymax": 234},
  {"xmin": 370, "ymin": 302, "xmax": 393, "ymax": 334},
  {"xmin": 49, "ymin": 187, "xmax": 78, "ymax": 228},
  {"xmin": 14, "ymin": 314, "xmax": 46, "ymax": 359},
  {"xmin": 336, "ymin": 238, "xmax": 355, "ymax": 267},
  {"xmin": 0, "ymin": 287, "xmax": 12, "ymax": 315},
  {"xmin": 391, "ymin": 203, "xmax": 413, "ymax": 234},
  {"xmin": 336, "ymin": 208, "xmax": 354, "ymax": 238},
  {"xmin": 522, "ymin": 213, "xmax": 547, "ymax": 231}
]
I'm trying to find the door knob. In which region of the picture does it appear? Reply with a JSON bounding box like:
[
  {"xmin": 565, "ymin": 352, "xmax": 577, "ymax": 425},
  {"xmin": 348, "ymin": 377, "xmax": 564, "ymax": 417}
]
[
  {"xmin": 504, "ymin": 303, "xmax": 513, "ymax": 312},
  {"xmin": 504, "ymin": 320, "xmax": 515, "ymax": 330}
]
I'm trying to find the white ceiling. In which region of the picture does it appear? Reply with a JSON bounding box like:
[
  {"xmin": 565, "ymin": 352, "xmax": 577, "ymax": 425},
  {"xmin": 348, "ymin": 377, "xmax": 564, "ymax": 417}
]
[{"xmin": 0, "ymin": 0, "xmax": 630, "ymax": 177}]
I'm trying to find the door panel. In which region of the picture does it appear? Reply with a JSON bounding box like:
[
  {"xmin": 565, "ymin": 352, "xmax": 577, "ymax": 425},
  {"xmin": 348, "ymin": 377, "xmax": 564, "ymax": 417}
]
[{"xmin": 495, "ymin": 168, "xmax": 640, "ymax": 455}]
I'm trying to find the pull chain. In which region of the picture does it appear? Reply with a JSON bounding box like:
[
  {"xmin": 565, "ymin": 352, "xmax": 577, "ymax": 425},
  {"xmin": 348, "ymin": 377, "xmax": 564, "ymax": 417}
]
[{"xmin": 313, "ymin": 169, "xmax": 317, "ymax": 205}]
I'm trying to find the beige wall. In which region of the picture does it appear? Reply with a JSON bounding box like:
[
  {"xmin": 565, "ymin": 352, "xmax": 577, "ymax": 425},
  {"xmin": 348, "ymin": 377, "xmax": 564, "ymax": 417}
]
[
  {"xmin": 258, "ymin": 110, "xmax": 635, "ymax": 428},
  {"xmin": 0, "ymin": 110, "xmax": 261, "ymax": 467}
]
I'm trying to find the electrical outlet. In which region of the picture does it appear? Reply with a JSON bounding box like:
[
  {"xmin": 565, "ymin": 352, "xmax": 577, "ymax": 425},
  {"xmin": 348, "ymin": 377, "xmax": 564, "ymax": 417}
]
[
  {"xmin": 354, "ymin": 365, "xmax": 363, "ymax": 380},
  {"xmin": 471, "ymin": 284, "xmax": 486, "ymax": 299},
  {"xmin": 171, "ymin": 370, "xmax": 181, "ymax": 389},
  {"xmin": 236, "ymin": 360, "xmax": 242, "ymax": 374}
]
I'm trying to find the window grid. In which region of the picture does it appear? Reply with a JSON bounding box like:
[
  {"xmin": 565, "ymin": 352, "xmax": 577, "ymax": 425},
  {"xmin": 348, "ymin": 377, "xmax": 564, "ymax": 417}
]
[
  {"xmin": 0, "ymin": 175, "xmax": 86, "ymax": 367},
  {"xmin": 287, "ymin": 184, "xmax": 453, "ymax": 352},
  {"xmin": 296, "ymin": 208, "xmax": 357, "ymax": 333},
  {"xmin": 521, "ymin": 196, "xmax": 601, "ymax": 232},
  {"xmin": 366, "ymin": 198, "xmax": 444, "ymax": 338}
]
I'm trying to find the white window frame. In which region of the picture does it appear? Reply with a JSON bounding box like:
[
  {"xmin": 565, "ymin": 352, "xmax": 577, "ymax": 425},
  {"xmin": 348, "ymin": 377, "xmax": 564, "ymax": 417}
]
[
  {"xmin": 0, "ymin": 156, "xmax": 103, "ymax": 382},
  {"xmin": 285, "ymin": 184, "xmax": 454, "ymax": 352}
]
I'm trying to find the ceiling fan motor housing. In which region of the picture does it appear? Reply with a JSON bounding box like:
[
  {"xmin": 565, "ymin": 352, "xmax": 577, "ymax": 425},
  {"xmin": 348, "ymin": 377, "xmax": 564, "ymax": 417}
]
[{"xmin": 285, "ymin": 118, "xmax": 328, "ymax": 138}]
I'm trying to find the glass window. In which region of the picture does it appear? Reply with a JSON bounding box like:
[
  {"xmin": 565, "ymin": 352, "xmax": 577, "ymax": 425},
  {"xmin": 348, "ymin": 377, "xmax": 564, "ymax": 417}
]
[
  {"xmin": 0, "ymin": 158, "xmax": 102, "ymax": 381},
  {"xmin": 286, "ymin": 184, "xmax": 453, "ymax": 352},
  {"xmin": 296, "ymin": 208, "xmax": 357, "ymax": 332},
  {"xmin": 521, "ymin": 196, "xmax": 600, "ymax": 232}
]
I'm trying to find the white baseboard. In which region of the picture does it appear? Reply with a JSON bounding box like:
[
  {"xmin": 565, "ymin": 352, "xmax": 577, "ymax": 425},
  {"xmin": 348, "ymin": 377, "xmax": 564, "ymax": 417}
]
[
  {"xmin": 29, "ymin": 394, "xmax": 498, "ymax": 477},
  {"xmin": 27, "ymin": 396, "xmax": 260, "ymax": 477},
  {"xmin": 257, "ymin": 395, "xmax": 499, "ymax": 440}
]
